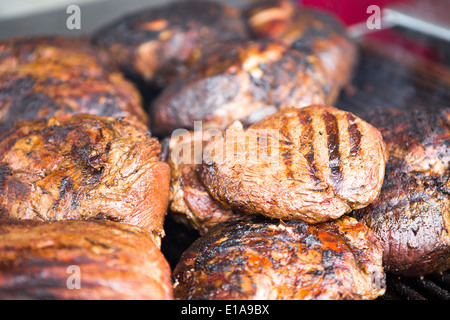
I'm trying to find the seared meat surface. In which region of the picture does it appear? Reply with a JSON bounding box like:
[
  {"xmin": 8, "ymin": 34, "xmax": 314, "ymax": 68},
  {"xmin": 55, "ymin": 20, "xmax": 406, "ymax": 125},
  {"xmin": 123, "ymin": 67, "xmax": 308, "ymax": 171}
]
[
  {"xmin": 173, "ymin": 216, "xmax": 385, "ymax": 300},
  {"xmin": 0, "ymin": 36, "xmax": 147, "ymax": 131},
  {"xmin": 352, "ymin": 106, "xmax": 450, "ymax": 276},
  {"xmin": 168, "ymin": 131, "xmax": 248, "ymax": 234},
  {"xmin": 245, "ymin": 0, "xmax": 357, "ymax": 100},
  {"xmin": 151, "ymin": 40, "xmax": 330, "ymax": 135},
  {"xmin": 0, "ymin": 219, "xmax": 173, "ymax": 299},
  {"xmin": 0, "ymin": 114, "xmax": 170, "ymax": 246},
  {"xmin": 200, "ymin": 105, "xmax": 387, "ymax": 224},
  {"xmin": 92, "ymin": 0, "xmax": 247, "ymax": 88}
]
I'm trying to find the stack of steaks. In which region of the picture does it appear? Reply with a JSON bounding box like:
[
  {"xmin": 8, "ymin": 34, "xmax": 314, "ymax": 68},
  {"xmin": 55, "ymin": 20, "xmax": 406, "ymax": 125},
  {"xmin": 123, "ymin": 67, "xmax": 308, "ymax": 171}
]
[
  {"xmin": 0, "ymin": 0, "xmax": 448, "ymax": 300},
  {"xmin": 0, "ymin": 36, "xmax": 173, "ymax": 299}
]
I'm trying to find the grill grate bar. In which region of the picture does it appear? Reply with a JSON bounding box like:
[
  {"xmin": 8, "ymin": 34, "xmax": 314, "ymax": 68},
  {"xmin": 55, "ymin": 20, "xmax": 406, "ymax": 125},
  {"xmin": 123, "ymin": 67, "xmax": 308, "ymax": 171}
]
[
  {"xmin": 406, "ymin": 277, "xmax": 450, "ymax": 300},
  {"xmin": 385, "ymin": 276, "xmax": 427, "ymax": 300},
  {"xmin": 428, "ymin": 272, "xmax": 450, "ymax": 290}
]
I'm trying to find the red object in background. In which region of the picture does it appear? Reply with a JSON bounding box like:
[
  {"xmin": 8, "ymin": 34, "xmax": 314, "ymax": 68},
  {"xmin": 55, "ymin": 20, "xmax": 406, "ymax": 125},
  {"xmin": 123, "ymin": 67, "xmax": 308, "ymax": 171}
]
[
  {"xmin": 298, "ymin": 0, "xmax": 444, "ymax": 64},
  {"xmin": 298, "ymin": 0, "xmax": 402, "ymax": 26}
]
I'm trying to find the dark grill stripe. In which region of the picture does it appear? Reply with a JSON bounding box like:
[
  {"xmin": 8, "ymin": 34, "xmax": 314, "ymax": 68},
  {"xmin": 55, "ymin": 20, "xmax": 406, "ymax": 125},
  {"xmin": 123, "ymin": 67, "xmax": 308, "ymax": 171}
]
[
  {"xmin": 278, "ymin": 125, "xmax": 296, "ymax": 181},
  {"xmin": 346, "ymin": 113, "xmax": 362, "ymax": 157},
  {"xmin": 322, "ymin": 110, "xmax": 343, "ymax": 192},
  {"xmin": 297, "ymin": 110, "xmax": 322, "ymax": 185},
  {"xmin": 281, "ymin": 148, "xmax": 294, "ymax": 180}
]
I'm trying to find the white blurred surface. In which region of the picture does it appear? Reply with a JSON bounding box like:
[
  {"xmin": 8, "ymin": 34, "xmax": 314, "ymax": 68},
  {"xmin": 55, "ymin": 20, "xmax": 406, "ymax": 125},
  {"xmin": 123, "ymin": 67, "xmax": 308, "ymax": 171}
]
[
  {"xmin": 0, "ymin": 0, "xmax": 107, "ymax": 20},
  {"xmin": 0, "ymin": 0, "xmax": 173, "ymax": 40}
]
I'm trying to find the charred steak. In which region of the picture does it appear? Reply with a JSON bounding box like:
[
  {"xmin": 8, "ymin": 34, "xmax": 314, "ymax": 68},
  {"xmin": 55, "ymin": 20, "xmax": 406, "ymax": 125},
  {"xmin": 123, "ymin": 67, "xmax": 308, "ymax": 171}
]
[
  {"xmin": 352, "ymin": 106, "xmax": 450, "ymax": 276},
  {"xmin": 0, "ymin": 219, "xmax": 173, "ymax": 299},
  {"xmin": 245, "ymin": 0, "xmax": 357, "ymax": 100},
  {"xmin": 173, "ymin": 216, "xmax": 385, "ymax": 300},
  {"xmin": 0, "ymin": 36, "xmax": 148, "ymax": 131},
  {"xmin": 92, "ymin": 0, "xmax": 247, "ymax": 88},
  {"xmin": 0, "ymin": 114, "xmax": 170, "ymax": 246},
  {"xmin": 150, "ymin": 40, "xmax": 331, "ymax": 135},
  {"xmin": 199, "ymin": 105, "xmax": 387, "ymax": 224}
]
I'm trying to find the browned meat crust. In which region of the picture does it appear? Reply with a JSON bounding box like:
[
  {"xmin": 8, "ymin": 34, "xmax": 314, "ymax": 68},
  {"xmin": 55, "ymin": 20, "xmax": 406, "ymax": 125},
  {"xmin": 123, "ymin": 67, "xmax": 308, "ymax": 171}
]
[
  {"xmin": 92, "ymin": 0, "xmax": 247, "ymax": 88},
  {"xmin": 0, "ymin": 36, "xmax": 148, "ymax": 131},
  {"xmin": 245, "ymin": 0, "xmax": 357, "ymax": 100},
  {"xmin": 0, "ymin": 114, "xmax": 170, "ymax": 246},
  {"xmin": 150, "ymin": 40, "xmax": 331, "ymax": 135},
  {"xmin": 199, "ymin": 105, "xmax": 387, "ymax": 224},
  {"xmin": 173, "ymin": 216, "xmax": 385, "ymax": 300},
  {"xmin": 167, "ymin": 131, "xmax": 248, "ymax": 234},
  {"xmin": 352, "ymin": 106, "xmax": 450, "ymax": 276},
  {"xmin": 0, "ymin": 219, "xmax": 173, "ymax": 300}
]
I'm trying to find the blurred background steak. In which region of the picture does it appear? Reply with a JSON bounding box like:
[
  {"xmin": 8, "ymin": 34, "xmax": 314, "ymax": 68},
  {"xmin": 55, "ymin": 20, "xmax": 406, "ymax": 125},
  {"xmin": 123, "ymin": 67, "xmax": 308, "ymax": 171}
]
[
  {"xmin": 0, "ymin": 36, "xmax": 148, "ymax": 132},
  {"xmin": 245, "ymin": 0, "xmax": 358, "ymax": 104},
  {"xmin": 150, "ymin": 40, "xmax": 331, "ymax": 135},
  {"xmin": 92, "ymin": 0, "xmax": 248, "ymax": 89}
]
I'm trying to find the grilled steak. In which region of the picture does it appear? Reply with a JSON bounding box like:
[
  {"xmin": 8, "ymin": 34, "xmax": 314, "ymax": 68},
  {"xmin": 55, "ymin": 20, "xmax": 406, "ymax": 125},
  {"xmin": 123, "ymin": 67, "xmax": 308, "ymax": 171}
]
[
  {"xmin": 92, "ymin": 0, "xmax": 247, "ymax": 88},
  {"xmin": 168, "ymin": 131, "xmax": 248, "ymax": 234},
  {"xmin": 0, "ymin": 114, "xmax": 170, "ymax": 246},
  {"xmin": 150, "ymin": 40, "xmax": 330, "ymax": 135},
  {"xmin": 200, "ymin": 105, "xmax": 387, "ymax": 224},
  {"xmin": 0, "ymin": 219, "xmax": 173, "ymax": 300},
  {"xmin": 173, "ymin": 216, "xmax": 385, "ymax": 300},
  {"xmin": 352, "ymin": 106, "xmax": 450, "ymax": 276},
  {"xmin": 0, "ymin": 36, "xmax": 148, "ymax": 132},
  {"xmin": 245, "ymin": 0, "xmax": 357, "ymax": 101}
]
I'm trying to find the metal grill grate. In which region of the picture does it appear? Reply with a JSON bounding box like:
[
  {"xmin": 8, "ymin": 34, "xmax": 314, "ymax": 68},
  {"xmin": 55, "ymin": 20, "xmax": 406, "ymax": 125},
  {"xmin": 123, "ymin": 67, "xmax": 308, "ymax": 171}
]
[{"xmin": 381, "ymin": 272, "xmax": 450, "ymax": 300}]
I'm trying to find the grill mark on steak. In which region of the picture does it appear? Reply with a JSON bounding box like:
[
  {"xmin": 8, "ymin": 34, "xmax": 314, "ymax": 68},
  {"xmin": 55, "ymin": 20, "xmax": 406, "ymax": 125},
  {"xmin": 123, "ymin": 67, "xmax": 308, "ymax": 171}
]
[
  {"xmin": 279, "ymin": 116, "xmax": 296, "ymax": 180},
  {"xmin": 322, "ymin": 110, "xmax": 343, "ymax": 192},
  {"xmin": 281, "ymin": 148, "xmax": 294, "ymax": 180},
  {"xmin": 297, "ymin": 108, "xmax": 322, "ymax": 186},
  {"xmin": 346, "ymin": 113, "xmax": 362, "ymax": 157}
]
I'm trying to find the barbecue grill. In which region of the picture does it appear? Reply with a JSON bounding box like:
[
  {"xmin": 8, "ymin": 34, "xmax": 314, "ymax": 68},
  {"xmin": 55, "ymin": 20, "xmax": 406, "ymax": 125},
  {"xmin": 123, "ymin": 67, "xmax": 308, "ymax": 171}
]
[{"xmin": 0, "ymin": 0, "xmax": 449, "ymax": 300}]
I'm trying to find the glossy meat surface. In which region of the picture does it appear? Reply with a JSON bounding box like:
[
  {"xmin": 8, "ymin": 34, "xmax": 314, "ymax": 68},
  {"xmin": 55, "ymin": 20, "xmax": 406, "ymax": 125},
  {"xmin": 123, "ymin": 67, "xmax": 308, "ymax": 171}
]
[
  {"xmin": 0, "ymin": 36, "xmax": 148, "ymax": 131},
  {"xmin": 173, "ymin": 216, "xmax": 385, "ymax": 300},
  {"xmin": 0, "ymin": 114, "xmax": 170, "ymax": 246},
  {"xmin": 352, "ymin": 106, "xmax": 450, "ymax": 276},
  {"xmin": 92, "ymin": 0, "xmax": 247, "ymax": 88},
  {"xmin": 0, "ymin": 219, "xmax": 173, "ymax": 300},
  {"xmin": 200, "ymin": 105, "xmax": 387, "ymax": 223}
]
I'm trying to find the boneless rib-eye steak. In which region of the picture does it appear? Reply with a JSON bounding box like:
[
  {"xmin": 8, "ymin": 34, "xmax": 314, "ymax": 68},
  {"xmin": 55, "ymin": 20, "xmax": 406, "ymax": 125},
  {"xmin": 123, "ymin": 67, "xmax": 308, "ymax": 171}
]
[
  {"xmin": 0, "ymin": 219, "xmax": 173, "ymax": 299},
  {"xmin": 92, "ymin": 0, "xmax": 247, "ymax": 88},
  {"xmin": 352, "ymin": 106, "xmax": 450, "ymax": 276},
  {"xmin": 150, "ymin": 40, "xmax": 331, "ymax": 135},
  {"xmin": 199, "ymin": 105, "xmax": 387, "ymax": 224},
  {"xmin": 0, "ymin": 114, "xmax": 170, "ymax": 246},
  {"xmin": 0, "ymin": 36, "xmax": 148, "ymax": 131},
  {"xmin": 245, "ymin": 0, "xmax": 357, "ymax": 101},
  {"xmin": 173, "ymin": 216, "xmax": 385, "ymax": 300}
]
